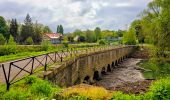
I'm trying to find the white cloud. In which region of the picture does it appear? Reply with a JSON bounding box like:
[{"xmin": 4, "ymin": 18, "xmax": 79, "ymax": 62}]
[{"xmin": 0, "ymin": 0, "xmax": 152, "ymax": 32}]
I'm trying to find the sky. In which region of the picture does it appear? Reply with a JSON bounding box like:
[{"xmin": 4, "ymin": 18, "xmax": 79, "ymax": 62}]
[{"xmin": 0, "ymin": 0, "xmax": 152, "ymax": 33}]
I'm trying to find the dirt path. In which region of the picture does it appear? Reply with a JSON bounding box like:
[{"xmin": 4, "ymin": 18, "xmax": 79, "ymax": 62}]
[{"xmin": 94, "ymin": 58, "xmax": 145, "ymax": 90}]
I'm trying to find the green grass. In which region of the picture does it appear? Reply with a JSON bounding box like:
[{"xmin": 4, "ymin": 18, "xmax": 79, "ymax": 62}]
[
  {"xmin": 0, "ymin": 75, "xmax": 61, "ymax": 100},
  {"xmin": 139, "ymin": 60, "xmax": 170, "ymax": 79}
]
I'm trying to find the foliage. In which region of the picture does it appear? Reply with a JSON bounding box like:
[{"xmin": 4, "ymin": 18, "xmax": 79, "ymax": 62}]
[
  {"xmin": 25, "ymin": 37, "xmax": 33, "ymax": 45},
  {"xmin": 41, "ymin": 40, "xmax": 52, "ymax": 51},
  {"xmin": 30, "ymin": 79, "xmax": 52, "ymax": 97},
  {"xmin": 43, "ymin": 26, "xmax": 52, "ymax": 33},
  {"xmin": 9, "ymin": 19, "xmax": 18, "ymax": 43},
  {"xmin": 0, "ymin": 34, "xmax": 5, "ymax": 45},
  {"xmin": 111, "ymin": 92, "xmax": 141, "ymax": 100},
  {"xmin": 57, "ymin": 25, "xmax": 64, "ymax": 34},
  {"xmin": 62, "ymin": 40, "xmax": 69, "ymax": 48},
  {"xmin": 20, "ymin": 14, "xmax": 34, "ymax": 44},
  {"xmin": 139, "ymin": 60, "xmax": 170, "ymax": 79},
  {"xmin": 94, "ymin": 27, "xmax": 101, "ymax": 41},
  {"xmin": 32, "ymin": 21, "xmax": 43, "ymax": 44},
  {"xmin": 0, "ymin": 16, "xmax": 9, "ymax": 40},
  {"xmin": 139, "ymin": 0, "xmax": 170, "ymax": 59},
  {"xmin": 0, "ymin": 75, "xmax": 61, "ymax": 99},
  {"xmin": 122, "ymin": 28, "xmax": 137, "ymax": 45},
  {"xmin": 98, "ymin": 39, "xmax": 106, "ymax": 45}
]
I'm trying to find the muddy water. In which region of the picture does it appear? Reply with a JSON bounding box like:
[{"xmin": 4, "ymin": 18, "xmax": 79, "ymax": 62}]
[{"xmin": 94, "ymin": 58, "xmax": 144, "ymax": 89}]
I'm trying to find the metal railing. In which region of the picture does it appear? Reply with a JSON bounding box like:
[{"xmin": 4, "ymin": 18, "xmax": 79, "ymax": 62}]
[{"xmin": 0, "ymin": 45, "xmax": 122, "ymax": 90}]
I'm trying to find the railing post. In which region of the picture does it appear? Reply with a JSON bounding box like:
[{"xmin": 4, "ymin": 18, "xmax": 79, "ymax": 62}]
[
  {"xmin": 54, "ymin": 52, "xmax": 57, "ymax": 62},
  {"xmin": 44, "ymin": 54, "xmax": 48, "ymax": 71},
  {"xmin": 30, "ymin": 57, "xmax": 35, "ymax": 74},
  {"xmin": 2, "ymin": 64, "xmax": 10, "ymax": 91}
]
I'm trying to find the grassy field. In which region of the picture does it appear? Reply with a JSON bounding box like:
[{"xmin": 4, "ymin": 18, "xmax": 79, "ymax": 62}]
[{"xmin": 0, "ymin": 43, "xmax": 100, "ymax": 63}]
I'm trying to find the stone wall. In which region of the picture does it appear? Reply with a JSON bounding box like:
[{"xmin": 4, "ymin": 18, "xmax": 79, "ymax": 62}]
[{"xmin": 43, "ymin": 46, "xmax": 136, "ymax": 87}]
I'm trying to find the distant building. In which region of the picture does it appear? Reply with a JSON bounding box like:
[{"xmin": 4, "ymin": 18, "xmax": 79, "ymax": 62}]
[{"xmin": 43, "ymin": 33, "xmax": 63, "ymax": 44}]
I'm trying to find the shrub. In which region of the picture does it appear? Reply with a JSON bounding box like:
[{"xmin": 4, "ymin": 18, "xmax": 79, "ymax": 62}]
[
  {"xmin": 0, "ymin": 34, "xmax": 5, "ymax": 45},
  {"xmin": 62, "ymin": 40, "xmax": 69, "ymax": 48},
  {"xmin": 98, "ymin": 39, "xmax": 106, "ymax": 45},
  {"xmin": 149, "ymin": 78, "xmax": 170, "ymax": 100},
  {"xmin": 25, "ymin": 76, "xmax": 37, "ymax": 84},
  {"xmin": 25, "ymin": 37, "xmax": 33, "ymax": 45},
  {"xmin": 30, "ymin": 80, "xmax": 52, "ymax": 97},
  {"xmin": 0, "ymin": 45, "xmax": 17, "ymax": 56},
  {"xmin": 41, "ymin": 40, "xmax": 52, "ymax": 51}
]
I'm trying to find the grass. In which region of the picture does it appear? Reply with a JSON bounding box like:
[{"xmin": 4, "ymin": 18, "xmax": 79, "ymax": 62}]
[
  {"xmin": 0, "ymin": 75, "xmax": 61, "ymax": 100},
  {"xmin": 56, "ymin": 84, "xmax": 113, "ymax": 100},
  {"xmin": 139, "ymin": 60, "xmax": 170, "ymax": 79}
]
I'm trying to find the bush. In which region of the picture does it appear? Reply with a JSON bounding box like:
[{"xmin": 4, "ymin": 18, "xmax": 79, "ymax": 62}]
[
  {"xmin": 25, "ymin": 37, "xmax": 33, "ymax": 45},
  {"xmin": 149, "ymin": 78, "xmax": 170, "ymax": 100},
  {"xmin": 0, "ymin": 34, "xmax": 5, "ymax": 45},
  {"xmin": 41, "ymin": 40, "xmax": 52, "ymax": 51},
  {"xmin": 62, "ymin": 40, "xmax": 69, "ymax": 48},
  {"xmin": 0, "ymin": 45, "xmax": 17, "ymax": 56},
  {"xmin": 98, "ymin": 39, "xmax": 106, "ymax": 45},
  {"xmin": 30, "ymin": 80, "xmax": 52, "ymax": 97},
  {"xmin": 25, "ymin": 76, "xmax": 37, "ymax": 84}
]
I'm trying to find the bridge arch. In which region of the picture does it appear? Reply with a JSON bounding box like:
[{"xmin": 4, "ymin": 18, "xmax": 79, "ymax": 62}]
[
  {"xmin": 101, "ymin": 67, "xmax": 106, "ymax": 75},
  {"xmin": 93, "ymin": 71, "xmax": 100, "ymax": 81},
  {"xmin": 83, "ymin": 76, "xmax": 90, "ymax": 83},
  {"xmin": 107, "ymin": 64, "xmax": 111, "ymax": 72}
]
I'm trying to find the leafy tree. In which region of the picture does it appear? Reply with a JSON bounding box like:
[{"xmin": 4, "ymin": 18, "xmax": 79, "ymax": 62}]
[
  {"xmin": 122, "ymin": 28, "xmax": 137, "ymax": 45},
  {"xmin": 33, "ymin": 21, "xmax": 43, "ymax": 44},
  {"xmin": 0, "ymin": 34, "xmax": 5, "ymax": 45},
  {"xmin": 57, "ymin": 25, "xmax": 64, "ymax": 34},
  {"xmin": 140, "ymin": 0, "xmax": 170, "ymax": 58},
  {"xmin": 9, "ymin": 19, "xmax": 18, "ymax": 42},
  {"xmin": 20, "ymin": 14, "xmax": 34, "ymax": 44},
  {"xmin": 94, "ymin": 27, "xmax": 101, "ymax": 41},
  {"xmin": 0, "ymin": 16, "xmax": 9, "ymax": 40},
  {"xmin": 85, "ymin": 30, "xmax": 96, "ymax": 43},
  {"xmin": 43, "ymin": 26, "xmax": 52, "ymax": 33}
]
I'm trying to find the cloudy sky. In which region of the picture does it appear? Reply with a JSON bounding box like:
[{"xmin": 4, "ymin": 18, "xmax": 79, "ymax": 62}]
[{"xmin": 0, "ymin": 0, "xmax": 152, "ymax": 33}]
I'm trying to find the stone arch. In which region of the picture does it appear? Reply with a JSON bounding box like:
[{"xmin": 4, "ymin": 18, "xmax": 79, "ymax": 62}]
[
  {"xmin": 112, "ymin": 62, "xmax": 115, "ymax": 67},
  {"xmin": 83, "ymin": 76, "xmax": 90, "ymax": 83},
  {"xmin": 93, "ymin": 71, "xmax": 100, "ymax": 81},
  {"xmin": 115, "ymin": 60, "xmax": 118, "ymax": 66},
  {"xmin": 107, "ymin": 64, "xmax": 111, "ymax": 72},
  {"xmin": 101, "ymin": 67, "xmax": 106, "ymax": 75}
]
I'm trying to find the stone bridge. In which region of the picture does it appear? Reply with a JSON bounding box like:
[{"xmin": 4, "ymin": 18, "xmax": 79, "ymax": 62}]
[{"xmin": 43, "ymin": 46, "xmax": 136, "ymax": 87}]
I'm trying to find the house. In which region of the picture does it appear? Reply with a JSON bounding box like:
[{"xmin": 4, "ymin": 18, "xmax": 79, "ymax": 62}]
[{"xmin": 43, "ymin": 33, "xmax": 63, "ymax": 44}]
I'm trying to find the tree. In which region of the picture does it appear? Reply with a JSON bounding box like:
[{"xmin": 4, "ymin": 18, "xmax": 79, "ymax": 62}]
[
  {"xmin": 0, "ymin": 16, "xmax": 9, "ymax": 40},
  {"xmin": 9, "ymin": 19, "xmax": 18, "ymax": 42},
  {"xmin": 43, "ymin": 26, "xmax": 52, "ymax": 33},
  {"xmin": 33, "ymin": 21, "xmax": 43, "ymax": 44},
  {"xmin": 122, "ymin": 28, "xmax": 137, "ymax": 45},
  {"xmin": 20, "ymin": 14, "xmax": 34, "ymax": 43},
  {"xmin": 85, "ymin": 30, "xmax": 96, "ymax": 43},
  {"xmin": 0, "ymin": 34, "xmax": 5, "ymax": 45},
  {"xmin": 94, "ymin": 27, "xmax": 101, "ymax": 41},
  {"xmin": 57, "ymin": 25, "xmax": 64, "ymax": 34},
  {"xmin": 139, "ymin": 0, "xmax": 170, "ymax": 58}
]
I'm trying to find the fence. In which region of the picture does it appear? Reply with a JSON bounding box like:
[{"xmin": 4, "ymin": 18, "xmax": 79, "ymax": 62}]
[{"xmin": 0, "ymin": 45, "xmax": 120, "ymax": 90}]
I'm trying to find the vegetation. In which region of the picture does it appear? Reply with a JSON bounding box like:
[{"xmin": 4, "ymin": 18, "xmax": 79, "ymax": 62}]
[{"xmin": 0, "ymin": 76, "xmax": 61, "ymax": 100}]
